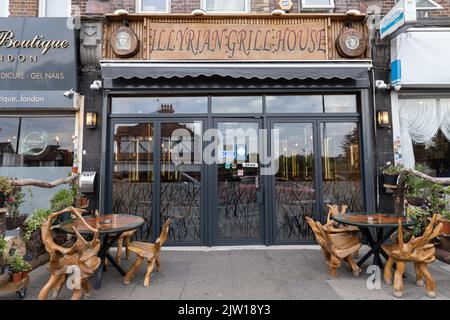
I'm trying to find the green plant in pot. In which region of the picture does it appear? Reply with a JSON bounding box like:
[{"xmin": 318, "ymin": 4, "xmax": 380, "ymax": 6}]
[
  {"xmin": 50, "ymin": 188, "xmax": 76, "ymax": 223},
  {"xmin": 23, "ymin": 209, "xmax": 51, "ymax": 242},
  {"xmin": 0, "ymin": 176, "xmax": 14, "ymax": 209},
  {"xmin": 429, "ymin": 184, "xmax": 450, "ymax": 235},
  {"xmin": 404, "ymin": 206, "xmax": 432, "ymax": 242},
  {"xmin": 405, "ymin": 166, "xmax": 432, "ymax": 207},
  {"xmin": 8, "ymin": 254, "xmax": 31, "ymax": 283},
  {"xmin": 381, "ymin": 163, "xmax": 405, "ymax": 188},
  {"xmin": 0, "ymin": 236, "xmax": 7, "ymax": 274},
  {"xmin": 5, "ymin": 187, "xmax": 29, "ymax": 230}
]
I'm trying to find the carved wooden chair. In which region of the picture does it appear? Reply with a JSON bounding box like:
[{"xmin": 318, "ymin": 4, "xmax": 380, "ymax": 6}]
[
  {"xmin": 114, "ymin": 230, "xmax": 136, "ymax": 264},
  {"xmin": 305, "ymin": 216, "xmax": 361, "ymax": 277},
  {"xmin": 123, "ymin": 219, "xmax": 172, "ymax": 287},
  {"xmin": 382, "ymin": 214, "xmax": 443, "ymax": 298},
  {"xmin": 38, "ymin": 207, "xmax": 101, "ymax": 300}
]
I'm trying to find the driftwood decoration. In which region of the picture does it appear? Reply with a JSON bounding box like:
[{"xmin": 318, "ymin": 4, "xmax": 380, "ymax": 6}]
[
  {"xmin": 115, "ymin": 230, "xmax": 136, "ymax": 264},
  {"xmin": 383, "ymin": 214, "xmax": 443, "ymax": 298},
  {"xmin": 38, "ymin": 207, "xmax": 100, "ymax": 300},
  {"xmin": 124, "ymin": 219, "xmax": 172, "ymax": 287},
  {"xmin": 305, "ymin": 216, "xmax": 361, "ymax": 277},
  {"xmin": 393, "ymin": 169, "xmax": 450, "ymax": 215},
  {"xmin": 9, "ymin": 174, "xmax": 79, "ymax": 188}
]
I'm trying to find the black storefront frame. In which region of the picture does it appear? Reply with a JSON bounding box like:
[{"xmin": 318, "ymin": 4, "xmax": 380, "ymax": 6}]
[{"xmin": 102, "ymin": 87, "xmax": 375, "ymax": 246}]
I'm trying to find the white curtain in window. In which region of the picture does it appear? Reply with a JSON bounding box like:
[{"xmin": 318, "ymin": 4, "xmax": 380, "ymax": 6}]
[
  {"xmin": 0, "ymin": 0, "xmax": 9, "ymax": 17},
  {"xmin": 44, "ymin": 0, "xmax": 70, "ymax": 17},
  {"xmin": 399, "ymin": 98, "xmax": 450, "ymax": 168},
  {"xmin": 440, "ymin": 99, "xmax": 450, "ymax": 141}
]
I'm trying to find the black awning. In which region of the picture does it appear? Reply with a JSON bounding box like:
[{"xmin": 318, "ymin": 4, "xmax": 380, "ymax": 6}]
[{"xmin": 101, "ymin": 61, "xmax": 372, "ymax": 88}]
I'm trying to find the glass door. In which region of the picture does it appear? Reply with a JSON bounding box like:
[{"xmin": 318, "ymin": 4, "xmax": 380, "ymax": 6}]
[
  {"xmin": 271, "ymin": 121, "xmax": 317, "ymax": 242},
  {"xmin": 213, "ymin": 120, "xmax": 264, "ymax": 244}
]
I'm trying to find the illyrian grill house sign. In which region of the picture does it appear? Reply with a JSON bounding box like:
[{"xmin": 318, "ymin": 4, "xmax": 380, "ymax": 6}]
[
  {"xmin": 145, "ymin": 22, "xmax": 327, "ymax": 60},
  {"xmin": 0, "ymin": 18, "xmax": 77, "ymax": 109}
]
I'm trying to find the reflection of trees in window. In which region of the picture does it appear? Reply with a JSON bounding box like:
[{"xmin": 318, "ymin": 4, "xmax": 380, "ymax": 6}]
[{"xmin": 413, "ymin": 131, "xmax": 450, "ymax": 177}]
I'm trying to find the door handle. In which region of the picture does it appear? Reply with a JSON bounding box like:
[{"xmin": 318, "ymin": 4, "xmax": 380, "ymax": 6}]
[{"xmin": 256, "ymin": 191, "xmax": 264, "ymax": 204}]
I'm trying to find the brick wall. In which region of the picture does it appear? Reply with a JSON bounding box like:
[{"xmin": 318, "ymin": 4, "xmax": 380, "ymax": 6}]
[{"xmin": 7, "ymin": 0, "xmax": 450, "ymax": 17}]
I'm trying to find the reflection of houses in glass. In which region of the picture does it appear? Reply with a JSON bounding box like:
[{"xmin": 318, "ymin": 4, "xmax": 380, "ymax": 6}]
[
  {"xmin": 0, "ymin": 142, "xmax": 18, "ymax": 166},
  {"xmin": 23, "ymin": 145, "xmax": 73, "ymax": 167}
]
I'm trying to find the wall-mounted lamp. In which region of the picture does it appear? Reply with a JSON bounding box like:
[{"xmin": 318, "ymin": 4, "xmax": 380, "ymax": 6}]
[
  {"xmin": 377, "ymin": 111, "xmax": 390, "ymax": 128},
  {"xmin": 85, "ymin": 112, "xmax": 98, "ymax": 129}
]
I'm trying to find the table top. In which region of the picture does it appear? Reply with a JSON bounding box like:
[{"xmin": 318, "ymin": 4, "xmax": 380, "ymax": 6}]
[
  {"xmin": 60, "ymin": 214, "xmax": 144, "ymax": 235},
  {"xmin": 333, "ymin": 213, "xmax": 415, "ymax": 228}
]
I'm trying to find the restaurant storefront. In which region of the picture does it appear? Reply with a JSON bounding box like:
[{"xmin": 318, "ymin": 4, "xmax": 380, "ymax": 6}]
[
  {"xmin": 0, "ymin": 18, "xmax": 81, "ymax": 213},
  {"xmin": 98, "ymin": 13, "xmax": 375, "ymax": 246}
]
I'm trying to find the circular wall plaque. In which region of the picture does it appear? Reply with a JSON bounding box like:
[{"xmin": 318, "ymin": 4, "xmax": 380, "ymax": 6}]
[
  {"xmin": 110, "ymin": 26, "xmax": 140, "ymax": 58},
  {"xmin": 21, "ymin": 131, "xmax": 48, "ymax": 156},
  {"xmin": 336, "ymin": 28, "xmax": 366, "ymax": 58},
  {"xmin": 277, "ymin": 0, "xmax": 293, "ymax": 11}
]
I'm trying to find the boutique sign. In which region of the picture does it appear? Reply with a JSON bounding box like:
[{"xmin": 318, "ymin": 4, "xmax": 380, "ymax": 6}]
[{"xmin": 0, "ymin": 18, "xmax": 77, "ymax": 108}]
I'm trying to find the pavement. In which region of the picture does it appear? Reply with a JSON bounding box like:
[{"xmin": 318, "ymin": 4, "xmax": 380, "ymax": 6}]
[{"xmin": 1, "ymin": 245, "xmax": 450, "ymax": 300}]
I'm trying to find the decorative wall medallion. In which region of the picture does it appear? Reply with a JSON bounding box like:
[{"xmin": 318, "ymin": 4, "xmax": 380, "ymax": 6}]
[
  {"xmin": 336, "ymin": 28, "xmax": 366, "ymax": 58},
  {"xmin": 277, "ymin": 0, "xmax": 293, "ymax": 11},
  {"xmin": 110, "ymin": 26, "xmax": 139, "ymax": 58}
]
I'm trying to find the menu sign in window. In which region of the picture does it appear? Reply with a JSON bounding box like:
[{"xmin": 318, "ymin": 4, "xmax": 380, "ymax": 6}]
[{"xmin": 0, "ymin": 18, "xmax": 77, "ymax": 108}]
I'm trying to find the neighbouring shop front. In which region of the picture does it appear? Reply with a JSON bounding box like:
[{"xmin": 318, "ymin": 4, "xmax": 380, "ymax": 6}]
[
  {"xmin": 390, "ymin": 28, "xmax": 450, "ymax": 178},
  {"xmin": 99, "ymin": 13, "xmax": 376, "ymax": 246},
  {"xmin": 0, "ymin": 18, "xmax": 80, "ymax": 214}
]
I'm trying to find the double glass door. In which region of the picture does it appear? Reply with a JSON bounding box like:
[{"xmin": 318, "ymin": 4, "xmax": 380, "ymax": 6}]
[{"xmin": 111, "ymin": 120, "xmax": 204, "ymax": 244}]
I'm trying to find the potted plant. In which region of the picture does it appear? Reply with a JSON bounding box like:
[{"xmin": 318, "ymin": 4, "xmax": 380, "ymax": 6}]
[
  {"xmin": 0, "ymin": 176, "xmax": 14, "ymax": 209},
  {"xmin": 5, "ymin": 187, "xmax": 28, "ymax": 230},
  {"xmin": 381, "ymin": 163, "xmax": 405, "ymax": 188},
  {"xmin": 8, "ymin": 254, "xmax": 31, "ymax": 283},
  {"xmin": 0, "ymin": 236, "xmax": 6, "ymax": 274},
  {"xmin": 405, "ymin": 168, "xmax": 432, "ymax": 207},
  {"xmin": 50, "ymin": 188, "xmax": 76, "ymax": 223},
  {"xmin": 430, "ymin": 185, "xmax": 450, "ymax": 235}
]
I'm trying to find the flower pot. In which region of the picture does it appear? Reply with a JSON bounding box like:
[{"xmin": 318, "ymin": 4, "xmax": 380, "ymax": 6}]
[
  {"xmin": 437, "ymin": 216, "xmax": 450, "ymax": 236},
  {"xmin": 406, "ymin": 196, "xmax": 427, "ymax": 207},
  {"xmin": 5, "ymin": 214, "xmax": 28, "ymax": 230},
  {"xmin": 22, "ymin": 271, "xmax": 29, "ymax": 279},
  {"xmin": 383, "ymin": 174, "xmax": 399, "ymax": 186},
  {"xmin": 12, "ymin": 272, "xmax": 22, "ymax": 283}
]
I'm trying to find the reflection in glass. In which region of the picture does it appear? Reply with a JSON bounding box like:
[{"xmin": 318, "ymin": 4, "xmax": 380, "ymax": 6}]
[
  {"xmin": 0, "ymin": 117, "xmax": 74, "ymax": 167},
  {"xmin": 141, "ymin": 0, "xmax": 168, "ymax": 12},
  {"xmin": 111, "ymin": 97, "xmax": 208, "ymax": 114},
  {"xmin": 274, "ymin": 123, "xmax": 316, "ymax": 241},
  {"xmin": 413, "ymin": 131, "xmax": 450, "ymax": 177},
  {"xmin": 211, "ymin": 96, "xmax": 262, "ymax": 113},
  {"xmin": 266, "ymin": 96, "xmax": 323, "ymax": 113},
  {"xmin": 205, "ymin": 0, "xmax": 246, "ymax": 12},
  {"xmin": 324, "ymin": 95, "xmax": 358, "ymax": 113},
  {"xmin": 321, "ymin": 123, "xmax": 363, "ymax": 213},
  {"xmin": 216, "ymin": 122, "xmax": 261, "ymax": 240},
  {"xmin": 112, "ymin": 123, "xmax": 154, "ymax": 240},
  {"xmin": 160, "ymin": 122, "xmax": 203, "ymax": 242}
]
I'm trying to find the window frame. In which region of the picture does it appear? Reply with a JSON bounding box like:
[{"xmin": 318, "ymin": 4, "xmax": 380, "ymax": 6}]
[
  {"xmin": 135, "ymin": 0, "xmax": 171, "ymax": 13},
  {"xmin": 415, "ymin": 0, "xmax": 443, "ymax": 11},
  {"xmin": 39, "ymin": 0, "xmax": 71, "ymax": 17},
  {"xmin": 301, "ymin": 0, "xmax": 335, "ymax": 10},
  {"xmin": 0, "ymin": 0, "xmax": 9, "ymax": 17},
  {"xmin": 201, "ymin": 0, "xmax": 250, "ymax": 13}
]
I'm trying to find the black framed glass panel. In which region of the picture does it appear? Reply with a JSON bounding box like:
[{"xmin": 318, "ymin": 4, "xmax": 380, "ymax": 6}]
[
  {"xmin": 211, "ymin": 96, "xmax": 263, "ymax": 113},
  {"xmin": 266, "ymin": 95, "xmax": 323, "ymax": 113},
  {"xmin": 160, "ymin": 121, "xmax": 203, "ymax": 242},
  {"xmin": 111, "ymin": 97, "xmax": 208, "ymax": 114},
  {"xmin": 321, "ymin": 122, "xmax": 363, "ymax": 213},
  {"xmin": 273, "ymin": 122, "xmax": 316, "ymax": 241},
  {"xmin": 112, "ymin": 123, "xmax": 154, "ymax": 240},
  {"xmin": 324, "ymin": 95, "xmax": 358, "ymax": 113}
]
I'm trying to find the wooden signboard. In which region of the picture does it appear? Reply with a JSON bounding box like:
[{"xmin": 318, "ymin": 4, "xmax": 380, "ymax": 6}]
[{"xmin": 147, "ymin": 22, "xmax": 327, "ymax": 60}]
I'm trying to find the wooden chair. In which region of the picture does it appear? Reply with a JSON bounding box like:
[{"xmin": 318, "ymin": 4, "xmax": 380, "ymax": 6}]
[
  {"xmin": 382, "ymin": 214, "xmax": 443, "ymax": 298},
  {"xmin": 114, "ymin": 230, "xmax": 136, "ymax": 264},
  {"xmin": 324, "ymin": 204, "xmax": 360, "ymax": 234},
  {"xmin": 38, "ymin": 207, "xmax": 101, "ymax": 300},
  {"xmin": 305, "ymin": 216, "xmax": 361, "ymax": 277},
  {"xmin": 123, "ymin": 219, "xmax": 172, "ymax": 287}
]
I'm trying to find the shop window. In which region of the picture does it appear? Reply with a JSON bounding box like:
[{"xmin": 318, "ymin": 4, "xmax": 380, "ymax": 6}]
[
  {"xmin": 136, "ymin": 0, "xmax": 170, "ymax": 13},
  {"xmin": 324, "ymin": 95, "xmax": 358, "ymax": 113},
  {"xmin": 399, "ymin": 98, "xmax": 450, "ymax": 177},
  {"xmin": 111, "ymin": 97, "xmax": 208, "ymax": 114},
  {"xmin": 416, "ymin": 0, "xmax": 443, "ymax": 10},
  {"xmin": 301, "ymin": 0, "xmax": 335, "ymax": 10},
  {"xmin": 0, "ymin": 116, "xmax": 75, "ymax": 215},
  {"xmin": 211, "ymin": 96, "xmax": 262, "ymax": 113},
  {"xmin": 0, "ymin": 0, "xmax": 9, "ymax": 17},
  {"xmin": 0, "ymin": 117, "xmax": 75, "ymax": 167},
  {"xmin": 202, "ymin": 0, "xmax": 249, "ymax": 13},
  {"xmin": 266, "ymin": 95, "xmax": 323, "ymax": 113},
  {"xmin": 39, "ymin": 0, "xmax": 71, "ymax": 17}
]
